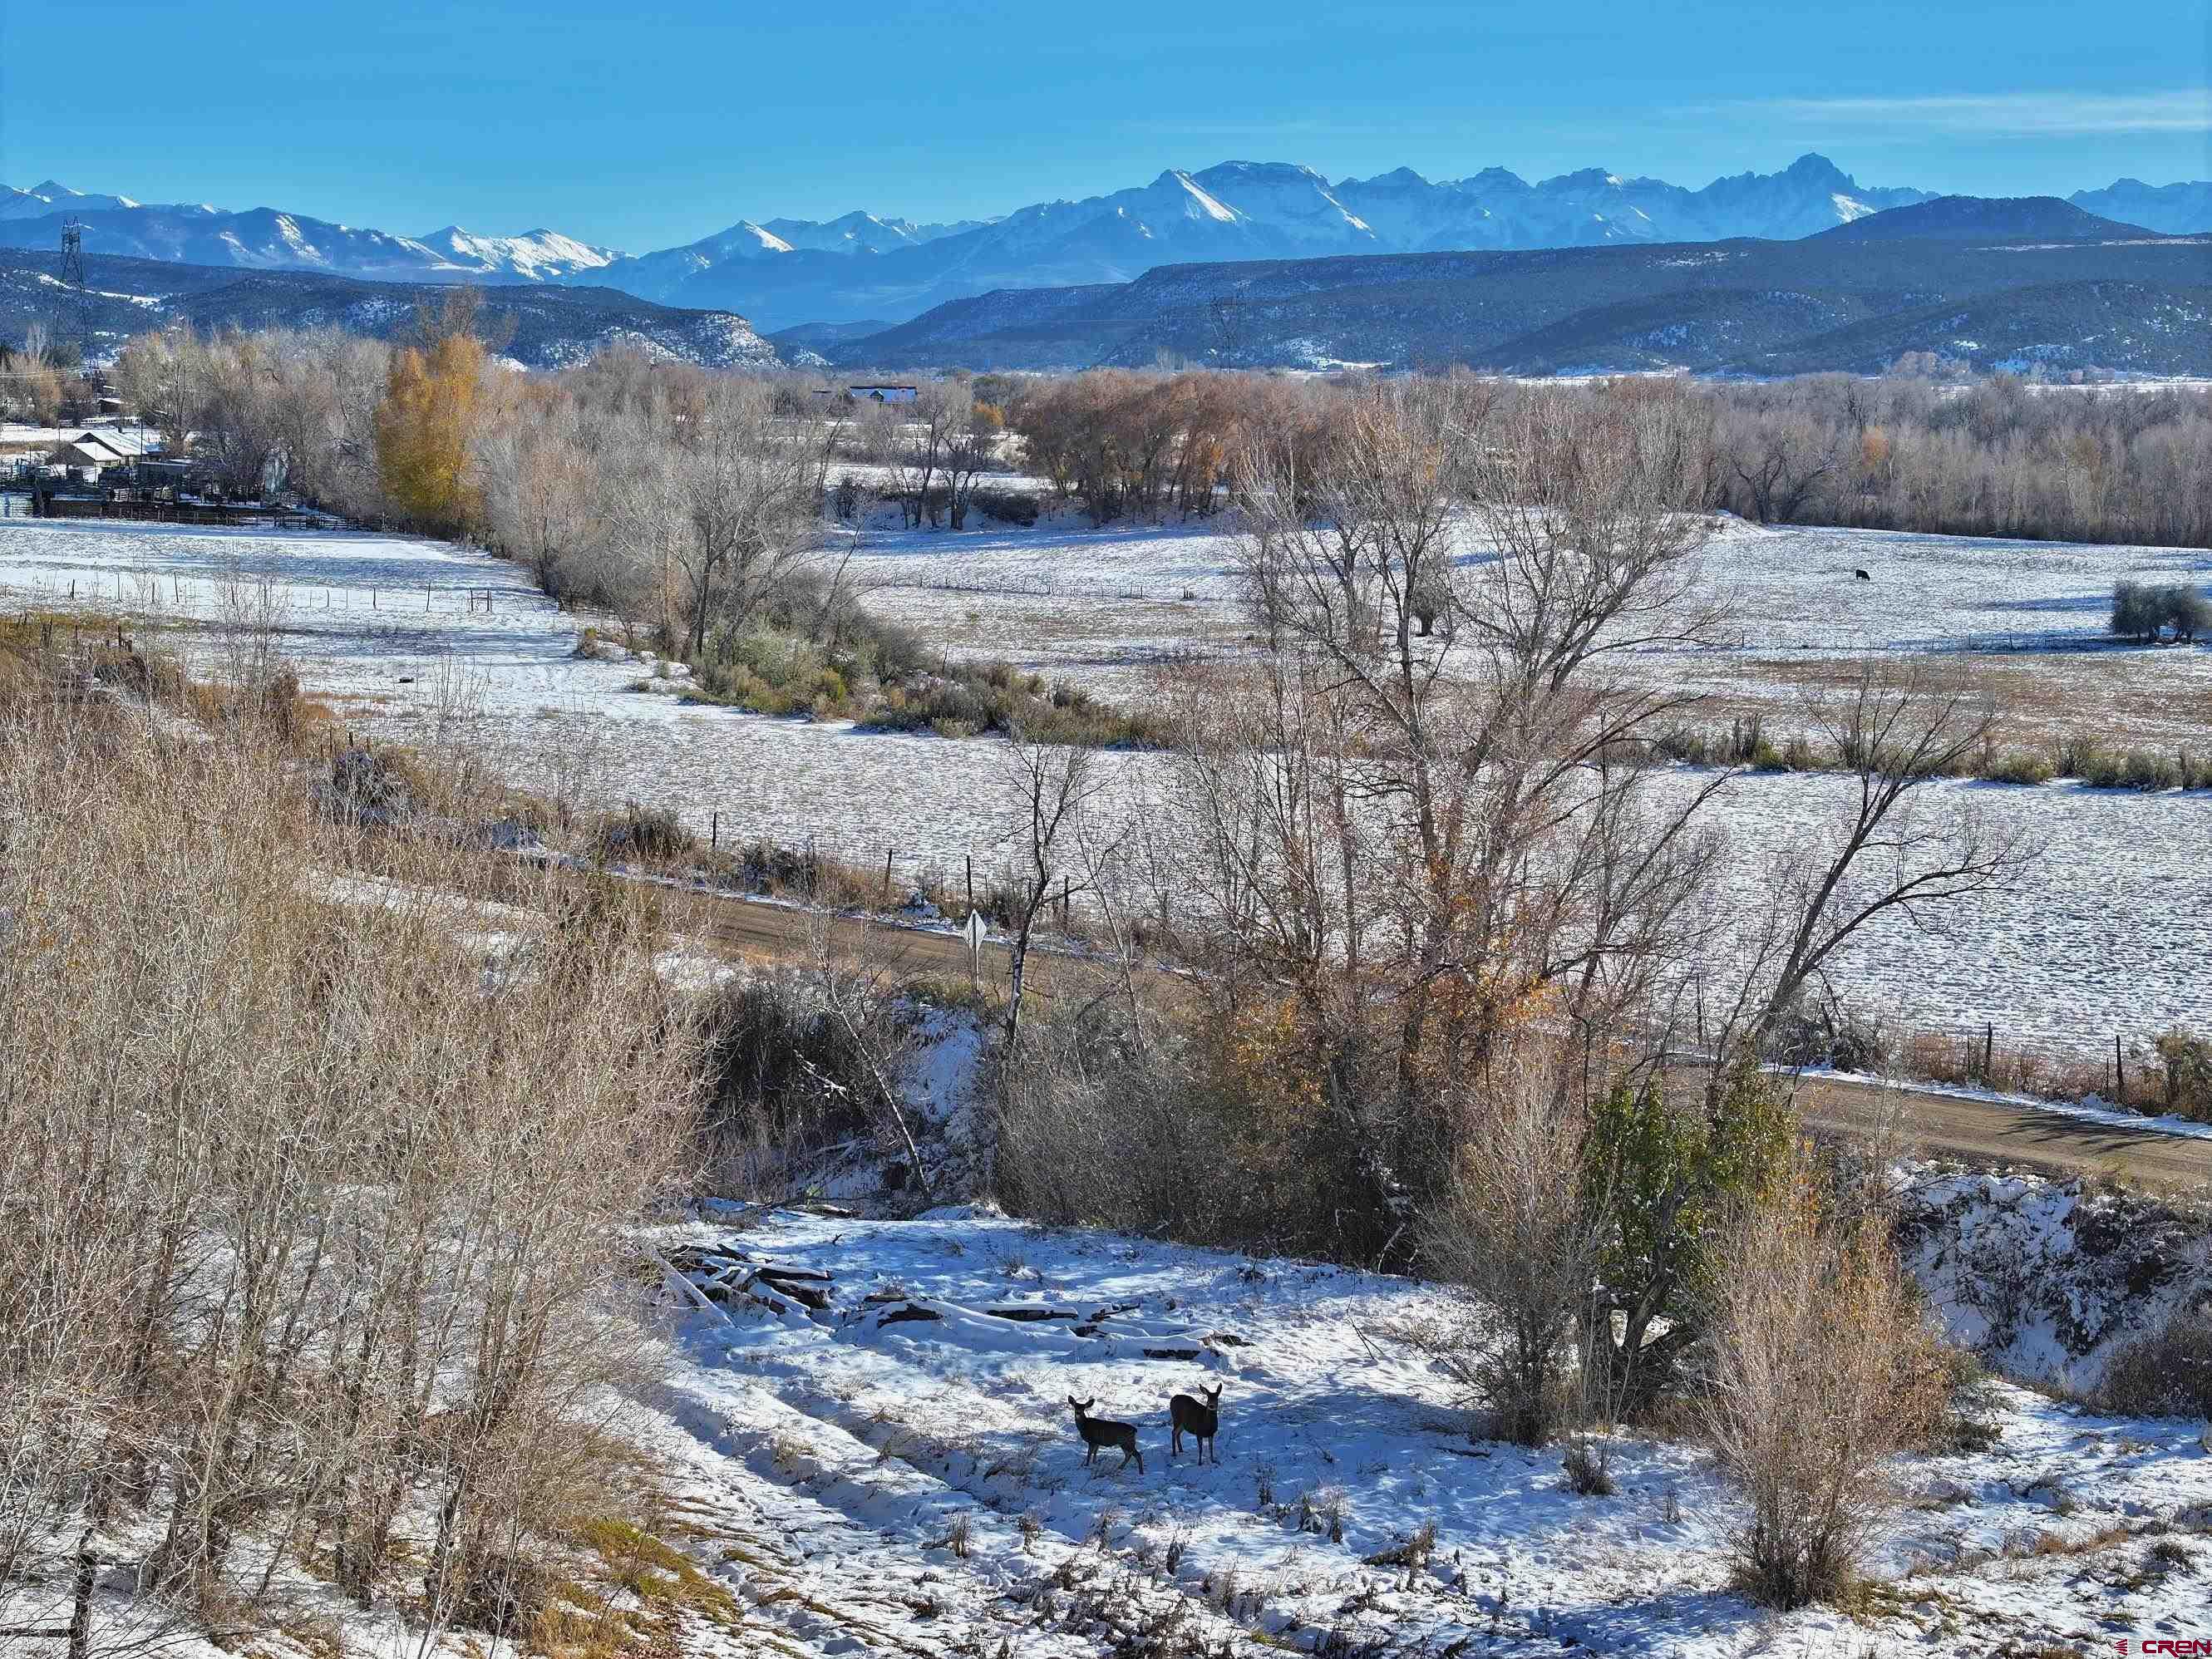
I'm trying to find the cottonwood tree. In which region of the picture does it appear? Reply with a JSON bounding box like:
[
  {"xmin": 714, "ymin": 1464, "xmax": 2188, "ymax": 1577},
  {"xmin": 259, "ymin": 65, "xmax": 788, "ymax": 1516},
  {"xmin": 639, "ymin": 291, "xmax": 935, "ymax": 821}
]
[
  {"xmin": 376, "ymin": 329, "xmax": 486, "ymax": 529},
  {"xmin": 1694, "ymin": 657, "xmax": 2032, "ymax": 1076},
  {"xmin": 482, "ymin": 390, "xmax": 595, "ymax": 590},
  {"xmin": 894, "ymin": 381, "xmax": 972, "ymax": 529},
  {"xmin": 1720, "ymin": 407, "xmax": 1845, "ymax": 523},
  {"xmin": 941, "ymin": 407, "xmax": 998, "ymax": 529},
  {"xmin": 618, "ymin": 377, "xmax": 815, "ymax": 657},
  {"xmin": 1151, "ymin": 376, "xmax": 1734, "ymax": 1262}
]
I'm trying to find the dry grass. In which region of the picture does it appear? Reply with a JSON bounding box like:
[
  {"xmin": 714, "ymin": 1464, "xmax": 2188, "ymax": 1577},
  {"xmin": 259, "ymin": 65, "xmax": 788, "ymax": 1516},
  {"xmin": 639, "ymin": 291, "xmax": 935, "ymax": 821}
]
[
  {"xmin": 0, "ymin": 661, "xmax": 706, "ymax": 1645},
  {"xmin": 1657, "ymin": 652, "xmax": 2212, "ymax": 754}
]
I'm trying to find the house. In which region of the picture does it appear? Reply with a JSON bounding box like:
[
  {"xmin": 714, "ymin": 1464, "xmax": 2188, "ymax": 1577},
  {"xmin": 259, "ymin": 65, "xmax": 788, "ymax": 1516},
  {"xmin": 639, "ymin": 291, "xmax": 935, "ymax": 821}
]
[
  {"xmin": 75, "ymin": 426, "xmax": 155, "ymax": 460},
  {"xmin": 846, "ymin": 384, "xmax": 918, "ymax": 404},
  {"xmin": 42, "ymin": 436, "xmax": 129, "ymax": 480}
]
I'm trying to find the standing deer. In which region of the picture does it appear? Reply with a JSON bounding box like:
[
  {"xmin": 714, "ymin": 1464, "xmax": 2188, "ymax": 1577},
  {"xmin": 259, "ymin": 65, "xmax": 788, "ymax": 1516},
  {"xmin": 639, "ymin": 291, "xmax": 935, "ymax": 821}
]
[
  {"xmin": 1169, "ymin": 1383, "xmax": 1223, "ymax": 1465},
  {"xmin": 1067, "ymin": 1396, "xmax": 1143, "ymax": 1473}
]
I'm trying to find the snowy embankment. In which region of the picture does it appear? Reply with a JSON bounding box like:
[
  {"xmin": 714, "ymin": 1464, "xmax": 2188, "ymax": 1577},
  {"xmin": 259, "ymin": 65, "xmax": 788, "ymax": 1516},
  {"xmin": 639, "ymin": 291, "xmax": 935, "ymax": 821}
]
[
  {"xmin": 622, "ymin": 1197, "xmax": 2212, "ymax": 1657},
  {"xmin": 1900, "ymin": 1166, "xmax": 2212, "ymax": 1389}
]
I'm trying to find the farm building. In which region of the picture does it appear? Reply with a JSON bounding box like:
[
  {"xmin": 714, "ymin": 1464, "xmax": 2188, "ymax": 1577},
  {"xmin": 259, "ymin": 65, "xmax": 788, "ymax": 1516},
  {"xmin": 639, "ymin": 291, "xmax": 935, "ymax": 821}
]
[
  {"xmin": 45, "ymin": 434, "xmax": 131, "ymax": 470},
  {"xmin": 846, "ymin": 384, "xmax": 918, "ymax": 402}
]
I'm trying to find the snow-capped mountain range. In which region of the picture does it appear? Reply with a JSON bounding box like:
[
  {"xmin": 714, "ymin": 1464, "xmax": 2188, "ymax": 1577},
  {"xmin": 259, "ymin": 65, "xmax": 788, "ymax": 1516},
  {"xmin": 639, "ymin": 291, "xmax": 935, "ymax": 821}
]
[
  {"xmin": 0, "ymin": 180, "xmax": 621, "ymax": 282},
  {"xmin": 2, "ymin": 155, "xmax": 2205, "ymax": 331}
]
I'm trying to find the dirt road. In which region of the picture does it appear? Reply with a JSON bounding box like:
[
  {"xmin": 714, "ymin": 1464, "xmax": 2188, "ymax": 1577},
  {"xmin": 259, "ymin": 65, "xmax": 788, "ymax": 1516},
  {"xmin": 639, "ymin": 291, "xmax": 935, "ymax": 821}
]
[
  {"xmin": 670, "ymin": 884, "xmax": 2212, "ymax": 1194},
  {"xmin": 1796, "ymin": 1074, "xmax": 2212, "ymax": 1191}
]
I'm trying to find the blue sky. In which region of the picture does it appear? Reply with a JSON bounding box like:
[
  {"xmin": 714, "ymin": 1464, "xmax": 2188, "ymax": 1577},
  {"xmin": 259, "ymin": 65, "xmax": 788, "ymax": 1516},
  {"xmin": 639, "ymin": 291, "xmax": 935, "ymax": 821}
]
[{"xmin": 1, "ymin": 0, "xmax": 2205, "ymax": 252}]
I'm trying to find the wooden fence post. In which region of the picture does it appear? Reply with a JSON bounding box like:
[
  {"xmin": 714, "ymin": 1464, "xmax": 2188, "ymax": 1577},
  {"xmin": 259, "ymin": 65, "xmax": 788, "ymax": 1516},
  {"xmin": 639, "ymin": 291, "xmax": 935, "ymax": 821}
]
[
  {"xmin": 965, "ymin": 854, "xmax": 973, "ymax": 913},
  {"xmin": 883, "ymin": 849, "xmax": 893, "ymax": 899},
  {"xmin": 710, "ymin": 810, "xmax": 718, "ymax": 850},
  {"xmin": 2116, "ymin": 1033, "xmax": 2126, "ymax": 1102}
]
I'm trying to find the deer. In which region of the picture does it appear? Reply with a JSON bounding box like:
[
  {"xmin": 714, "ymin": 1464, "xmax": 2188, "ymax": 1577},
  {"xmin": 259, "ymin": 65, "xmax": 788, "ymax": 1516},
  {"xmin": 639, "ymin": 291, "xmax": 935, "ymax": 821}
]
[
  {"xmin": 1067, "ymin": 1396, "xmax": 1143, "ymax": 1473},
  {"xmin": 1169, "ymin": 1382, "xmax": 1223, "ymax": 1465}
]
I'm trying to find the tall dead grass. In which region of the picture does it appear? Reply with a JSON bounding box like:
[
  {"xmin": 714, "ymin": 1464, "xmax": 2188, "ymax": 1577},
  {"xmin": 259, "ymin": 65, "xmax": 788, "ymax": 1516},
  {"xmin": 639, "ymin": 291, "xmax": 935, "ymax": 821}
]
[
  {"xmin": 1698, "ymin": 1159, "xmax": 1950, "ymax": 1610},
  {"xmin": 0, "ymin": 692, "xmax": 704, "ymax": 1643}
]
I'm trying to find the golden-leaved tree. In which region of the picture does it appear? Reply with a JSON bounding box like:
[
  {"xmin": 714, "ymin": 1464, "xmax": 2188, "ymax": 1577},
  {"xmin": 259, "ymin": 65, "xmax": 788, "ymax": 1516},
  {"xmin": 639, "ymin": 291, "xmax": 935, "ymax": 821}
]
[{"xmin": 376, "ymin": 318, "xmax": 486, "ymax": 531}]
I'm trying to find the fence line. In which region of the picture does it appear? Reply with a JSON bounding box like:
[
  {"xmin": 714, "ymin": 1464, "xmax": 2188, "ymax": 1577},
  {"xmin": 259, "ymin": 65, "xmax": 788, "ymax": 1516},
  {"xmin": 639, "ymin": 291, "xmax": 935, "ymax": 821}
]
[
  {"xmin": 601, "ymin": 806, "xmax": 2204, "ymax": 1095},
  {"xmin": 7, "ymin": 578, "xmax": 543, "ymax": 620}
]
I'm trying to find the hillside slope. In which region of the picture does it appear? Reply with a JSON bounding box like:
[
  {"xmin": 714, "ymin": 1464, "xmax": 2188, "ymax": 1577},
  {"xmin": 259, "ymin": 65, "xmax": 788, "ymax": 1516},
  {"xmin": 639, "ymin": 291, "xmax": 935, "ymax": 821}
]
[
  {"xmin": 1813, "ymin": 194, "xmax": 2155, "ymax": 242},
  {"xmin": 0, "ymin": 251, "xmax": 776, "ymax": 369},
  {"xmin": 832, "ymin": 225, "xmax": 2212, "ymax": 374}
]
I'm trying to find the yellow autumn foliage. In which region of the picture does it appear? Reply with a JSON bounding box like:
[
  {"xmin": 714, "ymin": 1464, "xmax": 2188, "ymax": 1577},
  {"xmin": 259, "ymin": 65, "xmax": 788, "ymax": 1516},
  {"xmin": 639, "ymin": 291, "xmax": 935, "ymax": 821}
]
[{"xmin": 376, "ymin": 332, "xmax": 486, "ymax": 531}]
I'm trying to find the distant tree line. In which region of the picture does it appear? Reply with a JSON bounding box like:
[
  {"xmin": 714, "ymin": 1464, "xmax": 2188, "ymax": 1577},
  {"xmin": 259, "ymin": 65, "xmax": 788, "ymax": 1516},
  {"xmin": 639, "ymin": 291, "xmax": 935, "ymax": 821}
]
[
  {"xmin": 1698, "ymin": 371, "xmax": 2212, "ymax": 549},
  {"xmin": 980, "ymin": 364, "xmax": 2212, "ymax": 549},
  {"xmin": 0, "ymin": 323, "xmax": 86, "ymax": 424},
  {"xmin": 87, "ymin": 310, "xmax": 2212, "ymax": 659}
]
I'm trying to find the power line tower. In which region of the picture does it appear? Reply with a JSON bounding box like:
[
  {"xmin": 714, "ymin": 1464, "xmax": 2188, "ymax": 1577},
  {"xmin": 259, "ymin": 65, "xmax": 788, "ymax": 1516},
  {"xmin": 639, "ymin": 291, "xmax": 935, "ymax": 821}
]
[{"xmin": 59, "ymin": 219, "xmax": 91, "ymax": 360}]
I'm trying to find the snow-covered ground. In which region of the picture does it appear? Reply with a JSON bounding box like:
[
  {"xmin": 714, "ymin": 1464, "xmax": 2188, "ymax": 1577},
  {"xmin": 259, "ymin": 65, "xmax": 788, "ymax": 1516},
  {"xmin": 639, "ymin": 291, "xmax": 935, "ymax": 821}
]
[
  {"xmin": 1685, "ymin": 517, "xmax": 2211, "ymax": 655},
  {"xmin": 27, "ymin": 1169, "xmax": 2208, "ymax": 1659},
  {"xmin": 1900, "ymin": 1166, "xmax": 2212, "ymax": 1388},
  {"xmin": 2, "ymin": 511, "xmax": 2207, "ymax": 1058},
  {"xmin": 617, "ymin": 1196, "xmax": 2212, "ymax": 1657},
  {"xmin": 841, "ymin": 511, "xmax": 2212, "ymax": 738}
]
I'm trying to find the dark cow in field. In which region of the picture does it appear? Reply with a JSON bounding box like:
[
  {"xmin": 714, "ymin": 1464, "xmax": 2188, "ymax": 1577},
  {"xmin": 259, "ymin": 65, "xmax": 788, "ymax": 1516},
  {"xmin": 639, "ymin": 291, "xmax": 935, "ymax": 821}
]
[{"xmin": 1854, "ymin": 569, "xmax": 1872, "ymax": 581}]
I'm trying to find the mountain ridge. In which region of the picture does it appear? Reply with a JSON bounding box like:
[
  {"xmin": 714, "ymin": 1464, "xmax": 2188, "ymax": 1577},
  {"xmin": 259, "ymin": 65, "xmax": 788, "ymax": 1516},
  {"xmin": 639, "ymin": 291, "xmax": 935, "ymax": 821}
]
[
  {"xmin": 824, "ymin": 214, "xmax": 2212, "ymax": 377},
  {"xmin": 1811, "ymin": 195, "xmax": 2155, "ymax": 242},
  {"xmin": 3, "ymin": 157, "xmax": 2208, "ymax": 332},
  {"xmin": 0, "ymin": 248, "xmax": 776, "ymax": 370}
]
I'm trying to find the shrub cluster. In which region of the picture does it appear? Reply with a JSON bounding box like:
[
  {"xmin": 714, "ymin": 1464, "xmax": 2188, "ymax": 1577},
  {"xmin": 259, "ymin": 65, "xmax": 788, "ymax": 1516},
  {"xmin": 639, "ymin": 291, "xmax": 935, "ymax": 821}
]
[
  {"xmin": 2153, "ymin": 1028, "xmax": 2212, "ymax": 1120},
  {"xmin": 1645, "ymin": 716, "xmax": 2205, "ymax": 793},
  {"xmin": 677, "ymin": 606, "xmax": 1163, "ymax": 748},
  {"xmin": 993, "ymin": 991, "xmax": 1389, "ymax": 1261},
  {"xmin": 860, "ymin": 662, "xmax": 1162, "ymax": 746},
  {"xmin": 2053, "ymin": 739, "xmax": 2210, "ymax": 792},
  {"xmin": 2100, "ymin": 1305, "xmax": 2212, "ymax": 1419},
  {"xmin": 2111, "ymin": 580, "xmax": 2212, "ymax": 643}
]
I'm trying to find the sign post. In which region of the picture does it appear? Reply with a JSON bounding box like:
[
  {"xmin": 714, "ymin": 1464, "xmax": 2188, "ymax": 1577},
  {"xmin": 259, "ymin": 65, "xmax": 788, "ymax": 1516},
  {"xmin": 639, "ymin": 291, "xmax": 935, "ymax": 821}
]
[{"xmin": 962, "ymin": 910, "xmax": 987, "ymax": 989}]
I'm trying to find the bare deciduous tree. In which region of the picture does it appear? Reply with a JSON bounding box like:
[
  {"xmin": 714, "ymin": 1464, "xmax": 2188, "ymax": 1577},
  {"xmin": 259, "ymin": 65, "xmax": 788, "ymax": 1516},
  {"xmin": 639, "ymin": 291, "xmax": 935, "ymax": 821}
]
[
  {"xmin": 998, "ymin": 731, "xmax": 1102, "ymax": 1056},
  {"xmin": 1696, "ymin": 658, "xmax": 2032, "ymax": 1078},
  {"xmin": 1151, "ymin": 377, "xmax": 1731, "ymax": 1261}
]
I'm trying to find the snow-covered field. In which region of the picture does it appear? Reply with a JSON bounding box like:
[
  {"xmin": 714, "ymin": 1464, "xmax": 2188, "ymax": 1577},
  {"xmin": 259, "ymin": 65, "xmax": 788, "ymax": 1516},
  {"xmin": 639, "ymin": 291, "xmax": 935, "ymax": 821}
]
[
  {"xmin": 617, "ymin": 1195, "xmax": 2212, "ymax": 1657},
  {"xmin": 840, "ymin": 510, "xmax": 2212, "ymax": 740},
  {"xmin": 1685, "ymin": 518, "xmax": 2211, "ymax": 655},
  {"xmin": 2, "ymin": 510, "xmax": 2207, "ymax": 1057}
]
